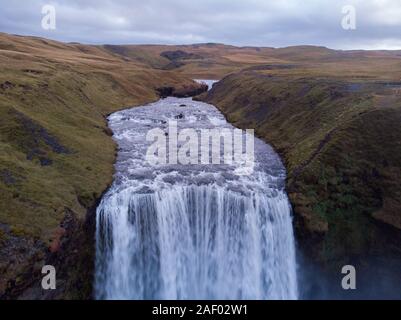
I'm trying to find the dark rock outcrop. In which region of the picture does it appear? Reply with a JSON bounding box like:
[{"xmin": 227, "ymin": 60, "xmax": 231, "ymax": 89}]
[
  {"xmin": 0, "ymin": 194, "xmax": 100, "ymax": 300},
  {"xmin": 156, "ymin": 83, "xmax": 208, "ymax": 99},
  {"xmin": 8, "ymin": 110, "xmax": 70, "ymax": 166},
  {"xmin": 160, "ymin": 50, "xmax": 203, "ymax": 61}
]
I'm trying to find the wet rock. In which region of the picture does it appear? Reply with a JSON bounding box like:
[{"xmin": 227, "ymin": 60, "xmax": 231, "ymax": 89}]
[
  {"xmin": 103, "ymin": 127, "xmax": 113, "ymax": 137},
  {"xmin": 172, "ymin": 84, "xmax": 208, "ymax": 98}
]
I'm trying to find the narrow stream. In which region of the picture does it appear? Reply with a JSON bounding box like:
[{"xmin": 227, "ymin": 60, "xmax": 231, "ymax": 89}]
[{"xmin": 95, "ymin": 81, "xmax": 298, "ymax": 300}]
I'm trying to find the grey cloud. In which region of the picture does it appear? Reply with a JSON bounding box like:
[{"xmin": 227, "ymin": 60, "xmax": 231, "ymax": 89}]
[{"xmin": 0, "ymin": 0, "xmax": 400, "ymax": 49}]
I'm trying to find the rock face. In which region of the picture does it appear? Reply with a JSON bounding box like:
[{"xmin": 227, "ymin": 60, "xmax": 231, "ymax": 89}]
[
  {"xmin": 200, "ymin": 72, "xmax": 401, "ymax": 298},
  {"xmin": 156, "ymin": 82, "xmax": 208, "ymax": 98},
  {"xmin": 0, "ymin": 207, "xmax": 96, "ymax": 300}
]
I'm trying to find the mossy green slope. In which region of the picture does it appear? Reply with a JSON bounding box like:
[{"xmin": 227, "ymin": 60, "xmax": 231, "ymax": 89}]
[
  {"xmin": 201, "ymin": 72, "xmax": 401, "ymax": 272},
  {"xmin": 0, "ymin": 33, "xmax": 202, "ymax": 298}
]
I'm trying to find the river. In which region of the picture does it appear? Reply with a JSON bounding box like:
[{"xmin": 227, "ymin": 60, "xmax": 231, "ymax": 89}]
[{"xmin": 94, "ymin": 80, "xmax": 298, "ymax": 300}]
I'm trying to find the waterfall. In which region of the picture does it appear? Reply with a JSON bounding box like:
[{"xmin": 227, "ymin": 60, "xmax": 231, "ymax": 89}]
[{"xmin": 95, "ymin": 93, "xmax": 298, "ymax": 300}]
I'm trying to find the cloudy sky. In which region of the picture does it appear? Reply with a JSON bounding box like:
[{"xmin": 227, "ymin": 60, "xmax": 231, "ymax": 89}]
[{"xmin": 1, "ymin": 0, "xmax": 401, "ymax": 49}]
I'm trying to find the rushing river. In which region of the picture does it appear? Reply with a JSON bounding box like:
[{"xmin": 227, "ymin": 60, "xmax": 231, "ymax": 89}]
[{"xmin": 95, "ymin": 81, "xmax": 298, "ymax": 300}]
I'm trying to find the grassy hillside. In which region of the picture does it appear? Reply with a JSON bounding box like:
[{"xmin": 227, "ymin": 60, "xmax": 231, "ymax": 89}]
[
  {"xmin": 200, "ymin": 70, "xmax": 401, "ymax": 296},
  {"xmin": 103, "ymin": 40, "xmax": 401, "ymax": 295},
  {"xmin": 0, "ymin": 33, "xmax": 204, "ymax": 298},
  {"xmin": 102, "ymin": 43, "xmax": 401, "ymax": 80},
  {"xmin": 101, "ymin": 43, "xmax": 282, "ymax": 79}
]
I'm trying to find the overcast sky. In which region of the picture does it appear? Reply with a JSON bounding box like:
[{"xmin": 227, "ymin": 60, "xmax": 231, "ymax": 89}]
[{"xmin": 1, "ymin": 0, "xmax": 401, "ymax": 49}]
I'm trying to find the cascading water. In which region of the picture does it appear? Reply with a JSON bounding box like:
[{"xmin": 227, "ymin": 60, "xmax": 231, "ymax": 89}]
[{"xmin": 95, "ymin": 81, "xmax": 298, "ymax": 300}]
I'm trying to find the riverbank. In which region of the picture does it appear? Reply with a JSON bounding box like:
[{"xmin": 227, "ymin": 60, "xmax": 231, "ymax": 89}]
[{"xmin": 198, "ymin": 72, "xmax": 401, "ymax": 298}]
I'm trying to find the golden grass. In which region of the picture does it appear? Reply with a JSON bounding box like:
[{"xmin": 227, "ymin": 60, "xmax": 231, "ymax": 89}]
[{"xmin": 0, "ymin": 33, "xmax": 200, "ymax": 242}]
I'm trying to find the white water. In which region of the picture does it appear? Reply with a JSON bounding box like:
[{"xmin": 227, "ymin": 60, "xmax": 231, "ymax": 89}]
[{"xmin": 95, "ymin": 83, "xmax": 298, "ymax": 300}]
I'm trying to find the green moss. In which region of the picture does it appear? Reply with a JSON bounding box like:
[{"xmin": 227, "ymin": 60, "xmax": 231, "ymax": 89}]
[{"xmin": 203, "ymin": 72, "xmax": 401, "ymax": 266}]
